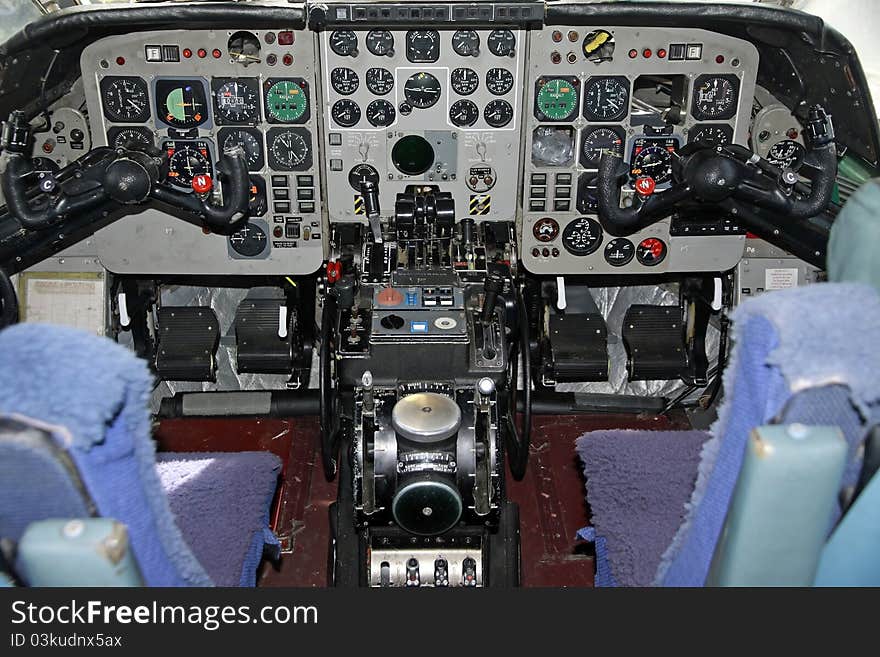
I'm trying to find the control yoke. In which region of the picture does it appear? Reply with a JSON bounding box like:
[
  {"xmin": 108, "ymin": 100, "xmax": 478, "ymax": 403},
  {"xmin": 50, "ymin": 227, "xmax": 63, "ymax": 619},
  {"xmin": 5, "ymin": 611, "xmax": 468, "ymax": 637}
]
[
  {"xmin": 0, "ymin": 111, "xmax": 250, "ymax": 235},
  {"xmin": 595, "ymin": 105, "xmax": 838, "ymax": 267}
]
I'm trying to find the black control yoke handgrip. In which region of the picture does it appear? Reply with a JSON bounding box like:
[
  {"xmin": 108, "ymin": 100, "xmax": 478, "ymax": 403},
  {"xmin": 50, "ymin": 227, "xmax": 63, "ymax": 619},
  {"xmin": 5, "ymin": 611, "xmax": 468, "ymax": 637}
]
[
  {"xmin": 595, "ymin": 155, "xmax": 692, "ymax": 236},
  {"xmin": 150, "ymin": 145, "xmax": 250, "ymax": 234}
]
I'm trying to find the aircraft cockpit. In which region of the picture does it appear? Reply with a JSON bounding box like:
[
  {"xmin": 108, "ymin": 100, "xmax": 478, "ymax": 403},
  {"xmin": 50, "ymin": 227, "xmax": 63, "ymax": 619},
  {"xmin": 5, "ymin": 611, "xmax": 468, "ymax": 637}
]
[{"xmin": 0, "ymin": 0, "xmax": 878, "ymax": 592}]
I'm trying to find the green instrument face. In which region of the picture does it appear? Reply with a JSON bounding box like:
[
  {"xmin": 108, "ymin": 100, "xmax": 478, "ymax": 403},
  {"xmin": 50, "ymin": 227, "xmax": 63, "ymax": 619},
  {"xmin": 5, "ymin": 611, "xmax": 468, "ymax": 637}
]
[
  {"xmin": 536, "ymin": 78, "xmax": 578, "ymax": 121},
  {"xmin": 265, "ymin": 80, "xmax": 307, "ymax": 122}
]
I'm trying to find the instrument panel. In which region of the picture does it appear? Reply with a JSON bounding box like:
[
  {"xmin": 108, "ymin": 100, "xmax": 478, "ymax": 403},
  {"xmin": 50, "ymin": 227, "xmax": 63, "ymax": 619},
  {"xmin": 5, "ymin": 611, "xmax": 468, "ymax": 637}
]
[
  {"xmin": 73, "ymin": 14, "xmax": 768, "ymax": 278},
  {"xmin": 319, "ymin": 27, "xmax": 526, "ymax": 225},
  {"xmin": 81, "ymin": 29, "xmax": 325, "ymax": 276},
  {"xmin": 521, "ymin": 26, "xmax": 759, "ymax": 275}
]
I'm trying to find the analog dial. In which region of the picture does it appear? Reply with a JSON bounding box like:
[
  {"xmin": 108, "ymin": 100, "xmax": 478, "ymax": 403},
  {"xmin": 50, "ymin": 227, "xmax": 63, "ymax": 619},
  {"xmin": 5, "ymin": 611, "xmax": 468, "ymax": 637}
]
[
  {"xmin": 450, "ymin": 68, "xmax": 479, "ymax": 96},
  {"xmin": 265, "ymin": 79, "xmax": 308, "ymax": 123},
  {"xmin": 533, "ymin": 217, "xmax": 560, "ymax": 243},
  {"xmin": 631, "ymin": 145, "xmax": 674, "ymax": 185},
  {"xmin": 486, "ymin": 68, "xmax": 514, "ymax": 96},
  {"xmin": 689, "ymin": 124, "xmax": 734, "ymax": 146},
  {"xmin": 636, "ymin": 237, "xmax": 667, "ymax": 266},
  {"xmin": 452, "ymin": 30, "xmax": 480, "ymax": 57},
  {"xmin": 213, "ymin": 78, "xmax": 261, "ymax": 124},
  {"xmin": 331, "ymin": 99, "xmax": 361, "ymax": 127},
  {"xmin": 484, "ymin": 99, "xmax": 513, "ymax": 128},
  {"xmin": 365, "ymin": 68, "xmax": 394, "ymax": 95},
  {"xmin": 100, "ymin": 76, "xmax": 150, "ymax": 123},
  {"xmin": 164, "ymin": 140, "xmax": 212, "ymax": 189},
  {"xmin": 404, "ymin": 72, "xmax": 442, "ymax": 109},
  {"xmin": 580, "ymin": 126, "xmax": 624, "ymax": 167},
  {"xmin": 330, "ymin": 67, "xmax": 359, "ymax": 95},
  {"xmin": 155, "ymin": 79, "xmax": 208, "ymax": 129},
  {"xmin": 487, "ymin": 29, "xmax": 516, "ymax": 57},
  {"xmin": 577, "ymin": 173, "xmax": 599, "ymax": 213},
  {"xmin": 366, "ymin": 99, "xmax": 396, "ymax": 127},
  {"xmin": 329, "ymin": 30, "xmax": 358, "ymax": 57},
  {"xmin": 766, "ymin": 139, "xmax": 806, "ymax": 170},
  {"xmin": 267, "ymin": 128, "xmax": 311, "ymax": 171},
  {"xmin": 229, "ymin": 221, "xmax": 268, "ymax": 258},
  {"xmin": 218, "ymin": 127, "xmax": 264, "ymax": 170},
  {"xmin": 449, "ymin": 99, "xmax": 479, "ymax": 127},
  {"xmin": 107, "ymin": 126, "xmax": 154, "ymax": 150},
  {"xmin": 604, "ymin": 238, "xmax": 635, "ymax": 267},
  {"xmin": 366, "ymin": 30, "xmax": 394, "ymax": 57},
  {"xmin": 562, "ymin": 217, "xmax": 603, "ymax": 256},
  {"xmin": 692, "ymin": 75, "xmax": 739, "ymax": 120},
  {"xmin": 406, "ymin": 30, "xmax": 440, "ymax": 63},
  {"xmin": 348, "ymin": 163, "xmax": 380, "ymax": 191},
  {"xmin": 583, "ymin": 76, "xmax": 629, "ymax": 122},
  {"xmin": 536, "ymin": 78, "xmax": 579, "ymax": 121}
]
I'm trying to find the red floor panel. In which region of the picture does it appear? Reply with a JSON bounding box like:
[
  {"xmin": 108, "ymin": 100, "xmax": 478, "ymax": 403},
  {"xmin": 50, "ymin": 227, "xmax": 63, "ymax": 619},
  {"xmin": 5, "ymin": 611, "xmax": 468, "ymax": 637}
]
[{"xmin": 158, "ymin": 411, "xmax": 689, "ymax": 587}]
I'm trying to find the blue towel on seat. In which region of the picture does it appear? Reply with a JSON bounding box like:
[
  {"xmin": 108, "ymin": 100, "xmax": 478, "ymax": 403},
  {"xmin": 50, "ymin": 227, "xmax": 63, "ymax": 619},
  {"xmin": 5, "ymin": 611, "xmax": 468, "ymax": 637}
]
[
  {"xmin": 0, "ymin": 323, "xmax": 212, "ymax": 586},
  {"xmin": 155, "ymin": 452, "xmax": 282, "ymax": 587},
  {"xmin": 656, "ymin": 282, "xmax": 880, "ymax": 586}
]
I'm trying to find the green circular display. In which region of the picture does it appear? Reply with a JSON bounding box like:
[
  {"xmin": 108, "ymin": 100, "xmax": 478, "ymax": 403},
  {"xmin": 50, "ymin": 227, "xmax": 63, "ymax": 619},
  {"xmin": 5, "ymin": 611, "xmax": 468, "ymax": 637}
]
[
  {"xmin": 265, "ymin": 80, "xmax": 307, "ymax": 122},
  {"xmin": 536, "ymin": 78, "xmax": 578, "ymax": 121}
]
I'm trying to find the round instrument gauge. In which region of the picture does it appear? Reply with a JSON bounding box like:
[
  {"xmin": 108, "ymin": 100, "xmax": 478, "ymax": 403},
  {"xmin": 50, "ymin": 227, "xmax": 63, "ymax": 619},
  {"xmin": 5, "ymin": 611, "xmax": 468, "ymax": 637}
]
[
  {"xmin": 330, "ymin": 67, "xmax": 359, "ymax": 95},
  {"xmin": 107, "ymin": 126, "xmax": 154, "ymax": 151},
  {"xmin": 100, "ymin": 76, "xmax": 150, "ymax": 123},
  {"xmin": 329, "ymin": 30, "xmax": 358, "ymax": 57},
  {"xmin": 267, "ymin": 128, "xmax": 311, "ymax": 170},
  {"xmin": 366, "ymin": 99, "xmax": 396, "ymax": 127},
  {"xmin": 580, "ymin": 126, "xmax": 624, "ymax": 167},
  {"xmin": 451, "ymin": 68, "xmax": 479, "ymax": 96},
  {"xmin": 583, "ymin": 76, "xmax": 629, "ymax": 122},
  {"xmin": 636, "ymin": 237, "xmax": 667, "ymax": 266},
  {"xmin": 155, "ymin": 79, "xmax": 208, "ymax": 129},
  {"xmin": 331, "ymin": 99, "xmax": 361, "ymax": 127},
  {"xmin": 692, "ymin": 75, "xmax": 739, "ymax": 121},
  {"xmin": 392, "ymin": 135, "xmax": 435, "ymax": 176},
  {"xmin": 228, "ymin": 221, "xmax": 268, "ymax": 258},
  {"xmin": 265, "ymin": 79, "xmax": 308, "ymax": 123},
  {"xmin": 449, "ymin": 99, "xmax": 479, "ymax": 127},
  {"xmin": 689, "ymin": 124, "xmax": 734, "ymax": 146},
  {"xmin": 486, "ymin": 68, "xmax": 514, "ymax": 96},
  {"xmin": 213, "ymin": 79, "xmax": 261, "ymax": 124},
  {"xmin": 406, "ymin": 30, "xmax": 440, "ymax": 63},
  {"xmin": 631, "ymin": 144, "xmax": 674, "ymax": 185},
  {"xmin": 165, "ymin": 141, "xmax": 211, "ymax": 189},
  {"xmin": 487, "ymin": 29, "xmax": 516, "ymax": 57},
  {"xmin": 766, "ymin": 139, "xmax": 806, "ymax": 170},
  {"xmin": 366, "ymin": 30, "xmax": 394, "ymax": 57},
  {"xmin": 562, "ymin": 217, "xmax": 603, "ymax": 256},
  {"xmin": 484, "ymin": 99, "xmax": 513, "ymax": 128},
  {"xmin": 365, "ymin": 67, "xmax": 394, "ymax": 95},
  {"xmin": 348, "ymin": 163, "xmax": 380, "ymax": 191},
  {"xmin": 404, "ymin": 72, "xmax": 442, "ymax": 109},
  {"xmin": 533, "ymin": 217, "xmax": 560, "ymax": 243},
  {"xmin": 248, "ymin": 176, "xmax": 267, "ymax": 217},
  {"xmin": 604, "ymin": 238, "xmax": 635, "ymax": 267},
  {"xmin": 218, "ymin": 127, "xmax": 264, "ymax": 171},
  {"xmin": 452, "ymin": 30, "xmax": 480, "ymax": 57},
  {"xmin": 536, "ymin": 78, "xmax": 579, "ymax": 122}
]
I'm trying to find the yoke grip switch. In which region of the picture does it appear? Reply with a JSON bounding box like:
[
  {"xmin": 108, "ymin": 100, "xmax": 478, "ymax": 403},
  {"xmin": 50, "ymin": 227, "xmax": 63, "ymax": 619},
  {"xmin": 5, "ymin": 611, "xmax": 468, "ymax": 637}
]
[{"xmin": 359, "ymin": 179, "xmax": 383, "ymax": 244}]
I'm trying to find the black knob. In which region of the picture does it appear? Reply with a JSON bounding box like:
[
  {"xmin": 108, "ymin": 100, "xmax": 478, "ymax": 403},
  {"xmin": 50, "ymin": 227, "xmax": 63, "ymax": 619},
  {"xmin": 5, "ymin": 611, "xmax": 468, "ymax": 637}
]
[
  {"xmin": 380, "ymin": 313, "xmax": 404, "ymax": 330},
  {"xmin": 70, "ymin": 128, "xmax": 85, "ymax": 143},
  {"xmin": 481, "ymin": 272, "xmax": 505, "ymax": 324}
]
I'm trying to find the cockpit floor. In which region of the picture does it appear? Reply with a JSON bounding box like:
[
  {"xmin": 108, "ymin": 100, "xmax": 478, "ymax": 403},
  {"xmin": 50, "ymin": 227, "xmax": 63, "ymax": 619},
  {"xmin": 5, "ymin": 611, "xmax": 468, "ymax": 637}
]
[{"xmin": 155, "ymin": 410, "xmax": 690, "ymax": 587}]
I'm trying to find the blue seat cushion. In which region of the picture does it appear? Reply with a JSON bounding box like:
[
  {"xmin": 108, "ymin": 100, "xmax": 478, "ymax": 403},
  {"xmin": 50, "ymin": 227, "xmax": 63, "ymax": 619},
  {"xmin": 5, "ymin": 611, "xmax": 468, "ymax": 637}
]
[{"xmin": 155, "ymin": 451, "xmax": 282, "ymax": 587}]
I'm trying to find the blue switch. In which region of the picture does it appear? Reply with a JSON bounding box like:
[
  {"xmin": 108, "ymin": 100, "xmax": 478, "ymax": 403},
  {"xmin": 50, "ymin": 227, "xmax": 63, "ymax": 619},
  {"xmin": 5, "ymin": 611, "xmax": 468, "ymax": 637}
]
[{"xmin": 406, "ymin": 292, "xmax": 418, "ymax": 306}]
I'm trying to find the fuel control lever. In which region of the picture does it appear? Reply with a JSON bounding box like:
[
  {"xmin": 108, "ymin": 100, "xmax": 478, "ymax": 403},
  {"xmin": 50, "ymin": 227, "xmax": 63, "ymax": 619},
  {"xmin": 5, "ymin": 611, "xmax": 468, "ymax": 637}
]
[{"xmin": 359, "ymin": 179, "xmax": 383, "ymax": 244}]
